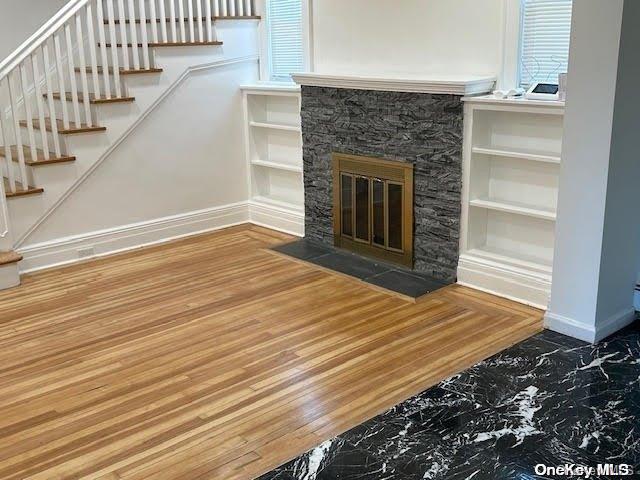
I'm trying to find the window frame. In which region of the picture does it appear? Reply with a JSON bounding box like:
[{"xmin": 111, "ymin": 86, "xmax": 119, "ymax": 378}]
[
  {"xmin": 258, "ymin": 0, "xmax": 313, "ymax": 83},
  {"xmin": 501, "ymin": 0, "xmax": 573, "ymax": 90}
]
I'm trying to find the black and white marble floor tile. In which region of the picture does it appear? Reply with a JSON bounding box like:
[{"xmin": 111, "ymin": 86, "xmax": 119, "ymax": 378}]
[{"xmin": 259, "ymin": 323, "xmax": 640, "ymax": 480}]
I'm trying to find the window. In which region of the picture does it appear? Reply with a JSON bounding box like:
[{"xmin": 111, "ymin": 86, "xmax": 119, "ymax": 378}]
[
  {"xmin": 267, "ymin": 0, "xmax": 305, "ymax": 81},
  {"xmin": 519, "ymin": 0, "xmax": 573, "ymax": 88}
]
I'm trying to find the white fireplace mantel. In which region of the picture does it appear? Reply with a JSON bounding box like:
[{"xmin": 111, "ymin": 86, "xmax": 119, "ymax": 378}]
[{"xmin": 292, "ymin": 72, "xmax": 496, "ymax": 96}]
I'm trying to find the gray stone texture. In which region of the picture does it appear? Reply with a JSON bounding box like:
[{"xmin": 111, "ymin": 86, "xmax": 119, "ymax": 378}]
[{"xmin": 301, "ymin": 86, "xmax": 463, "ymax": 282}]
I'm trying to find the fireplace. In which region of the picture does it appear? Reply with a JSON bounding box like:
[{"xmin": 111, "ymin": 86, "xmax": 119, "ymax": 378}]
[
  {"xmin": 332, "ymin": 153, "xmax": 414, "ymax": 268},
  {"xmin": 299, "ymin": 85, "xmax": 467, "ymax": 282}
]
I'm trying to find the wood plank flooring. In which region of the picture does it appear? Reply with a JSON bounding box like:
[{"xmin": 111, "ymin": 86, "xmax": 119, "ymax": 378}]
[{"xmin": 0, "ymin": 225, "xmax": 543, "ymax": 479}]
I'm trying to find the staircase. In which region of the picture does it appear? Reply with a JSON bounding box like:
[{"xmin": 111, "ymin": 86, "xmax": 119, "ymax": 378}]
[{"xmin": 0, "ymin": 0, "xmax": 260, "ymax": 289}]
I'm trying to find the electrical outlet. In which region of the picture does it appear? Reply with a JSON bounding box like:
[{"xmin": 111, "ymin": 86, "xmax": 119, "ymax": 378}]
[{"xmin": 78, "ymin": 246, "xmax": 95, "ymax": 259}]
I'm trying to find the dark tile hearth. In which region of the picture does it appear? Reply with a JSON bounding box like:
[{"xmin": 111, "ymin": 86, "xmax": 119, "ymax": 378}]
[
  {"xmin": 259, "ymin": 322, "xmax": 640, "ymax": 480},
  {"xmin": 273, "ymin": 239, "xmax": 448, "ymax": 299}
]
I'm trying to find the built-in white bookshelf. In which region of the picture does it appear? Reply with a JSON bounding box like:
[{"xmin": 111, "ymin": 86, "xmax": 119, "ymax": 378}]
[
  {"xmin": 241, "ymin": 83, "xmax": 304, "ymax": 235},
  {"xmin": 458, "ymin": 95, "xmax": 565, "ymax": 309}
]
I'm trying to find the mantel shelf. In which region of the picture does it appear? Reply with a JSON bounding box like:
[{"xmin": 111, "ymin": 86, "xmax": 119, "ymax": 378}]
[
  {"xmin": 470, "ymin": 197, "xmax": 557, "ymax": 221},
  {"xmin": 249, "ymin": 121, "xmax": 301, "ymax": 133},
  {"xmin": 472, "ymin": 146, "xmax": 561, "ymax": 165},
  {"xmin": 292, "ymin": 72, "xmax": 496, "ymax": 95}
]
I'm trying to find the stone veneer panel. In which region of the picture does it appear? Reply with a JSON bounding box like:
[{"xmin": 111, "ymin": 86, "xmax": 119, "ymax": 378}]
[{"xmin": 301, "ymin": 86, "xmax": 463, "ymax": 282}]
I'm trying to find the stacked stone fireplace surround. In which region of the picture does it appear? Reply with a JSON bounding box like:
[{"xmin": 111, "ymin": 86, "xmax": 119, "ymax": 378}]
[{"xmin": 300, "ymin": 86, "xmax": 464, "ymax": 283}]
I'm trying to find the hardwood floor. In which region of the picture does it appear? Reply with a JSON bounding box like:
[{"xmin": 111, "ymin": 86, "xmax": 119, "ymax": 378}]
[{"xmin": 0, "ymin": 225, "xmax": 543, "ymax": 479}]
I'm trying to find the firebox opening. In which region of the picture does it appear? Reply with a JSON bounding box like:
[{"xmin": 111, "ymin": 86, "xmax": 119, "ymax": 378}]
[{"xmin": 332, "ymin": 153, "xmax": 414, "ymax": 268}]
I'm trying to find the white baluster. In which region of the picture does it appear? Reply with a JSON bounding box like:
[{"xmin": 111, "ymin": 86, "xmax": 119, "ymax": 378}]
[
  {"xmin": 245, "ymin": 0, "xmax": 252, "ymax": 16},
  {"xmin": 187, "ymin": 0, "xmax": 195, "ymax": 42},
  {"xmin": 64, "ymin": 23, "xmax": 82, "ymax": 128},
  {"xmin": 126, "ymin": 0, "xmax": 140, "ymax": 70},
  {"xmin": 231, "ymin": 0, "xmax": 236, "ymax": 16},
  {"xmin": 149, "ymin": 0, "xmax": 159, "ymax": 44},
  {"xmin": 86, "ymin": 3, "xmax": 101, "ymax": 99},
  {"xmin": 238, "ymin": 0, "xmax": 244, "ymax": 16},
  {"xmin": 205, "ymin": 0, "xmax": 213, "ymax": 41},
  {"xmin": 159, "ymin": 0, "xmax": 168, "ymax": 43},
  {"xmin": 0, "ymin": 79, "xmax": 16, "ymax": 192},
  {"xmin": 106, "ymin": 0, "xmax": 123, "ymax": 97},
  {"xmin": 7, "ymin": 73, "xmax": 28, "ymax": 190},
  {"xmin": 196, "ymin": 0, "xmax": 204, "ymax": 42},
  {"xmin": 169, "ymin": 0, "xmax": 177, "ymax": 42},
  {"xmin": 117, "ymin": 0, "xmax": 131, "ymax": 70},
  {"xmin": 221, "ymin": 0, "xmax": 227, "ymax": 17},
  {"xmin": 178, "ymin": 0, "xmax": 186, "ymax": 42},
  {"xmin": 139, "ymin": 0, "xmax": 151, "ymax": 68},
  {"xmin": 213, "ymin": 0, "xmax": 220, "ymax": 17},
  {"xmin": 96, "ymin": 0, "xmax": 112, "ymax": 99},
  {"xmin": 76, "ymin": 13, "xmax": 93, "ymax": 127},
  {"xmin": 19, "ymin": 64, "xmax": 38, "ymax": 165},
  {"xmin": 42, "ymin": 41, "xmax": 62, "ymax": 156},
  {"xmin": 53, "ymin": 32, "xmax": 70, "ymax": 130},
  {"xmin": 30, "ymin": 52, "xmax": 50, "ymax": 160}
]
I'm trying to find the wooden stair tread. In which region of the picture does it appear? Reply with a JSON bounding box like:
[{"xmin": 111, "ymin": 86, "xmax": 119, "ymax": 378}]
[
  {"xmin": 0, "ymin": 146, "xmax": 75, "ymax": 165},
  {"xmin": 101, "ymin": 41, "xmax": 222, "ymax": 47},
  {"xmin": 0, "ymin": 250, "xmax": 22, "ymax": 266},
  {"xmin": 3, "ymin": 178, "xmax": 44, "ymax": 198},
  {"xmin": 105, "ymin": 15, "xmax": 260, "ymax": 24},
  {"xmin": 46, "ymin": 92, "xmax": 135, "ymax": 104},
  {"xmin": 75, "ymin": 66, "xmax": 163, "ymax": 75},
  {"xmin": 20, "ymin": 118, "xmax": 106, "ymax": 135}
]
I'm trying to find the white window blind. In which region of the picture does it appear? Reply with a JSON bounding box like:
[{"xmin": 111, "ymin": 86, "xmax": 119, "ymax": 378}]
[
  {"xmin": 268, "ymin": 0, "xmax": 304, "ymax": 81},
  {"xmin": 519, "ymin": 0, "xmax": 573, "ymax": 88}
]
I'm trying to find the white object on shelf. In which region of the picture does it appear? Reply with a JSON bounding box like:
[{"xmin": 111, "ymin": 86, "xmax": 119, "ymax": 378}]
[
  {"xmin": 525, "ymin": 82, "xmax": 560, "ymax": 101},
  {"xmin": 241, "ymin": 84, "xmax": 305, "ymax": 236},
  {"xmin": 458, "ymin": 96, "xmax": 564, "ymax": 309}
]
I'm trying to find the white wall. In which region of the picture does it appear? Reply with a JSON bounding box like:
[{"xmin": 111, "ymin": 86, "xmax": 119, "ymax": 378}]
[
  {"xmin": 0, "ymin": 0, "xmax": 69, "ymax": 62},
  {"xmin": 310, "ymin": 0, "xmax": 505, "ymax": 77},
  {"xmin": 545, "ymin": 0, "xmax": 639, "ymax": 343},
  {"xmin": 20, "ymin": 59, "xmax": 257, "ymax": 253},
  {"xmin": 595, "ymin": 0, "xmax": 640, "ymax": 330}
]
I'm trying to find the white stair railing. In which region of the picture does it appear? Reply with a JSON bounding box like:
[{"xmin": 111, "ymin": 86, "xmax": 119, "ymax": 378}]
[{"xmin": 0, "ymin": 0, "xmax": 257, "ymax": 243}]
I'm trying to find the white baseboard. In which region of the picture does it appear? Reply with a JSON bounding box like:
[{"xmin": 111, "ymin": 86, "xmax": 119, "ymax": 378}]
[
  {"xmin": 17, "ymin": 200, "xmax": 305, "ymax": 274},
  {"xmin": 18, "ymin": 202, "xmax": 250, "ymax": 273},
  {"xmin": 545, "ymin": 307, "xmax": 636, "ymax": 343},
  {"xmin": 249, "ymin": 200, "xmax": 305, "ymax": 237},
  {"xmin": 457, "ymin": 254, "xmax": 551, "ymax": 310}
]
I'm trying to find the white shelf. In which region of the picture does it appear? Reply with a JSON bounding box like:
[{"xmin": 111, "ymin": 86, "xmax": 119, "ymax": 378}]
[
  {"xmin": 250, "ymin": 121, "xmax": 301, "ymax": 133},
  {"xmin": 470, "ymin": 197, "xmax": 556, "ymax": 221},
  {"xmin": 251, "ymin": 159, "xmax": 303, "ymax": 173},
  {"xmin": 472, "ymin": 146, "xmax": 561, "ymax": 165},
  {"xmin": 463, "ymin": 94, "xmax": 565, "ymax": 110},
  {"xmin": 241, "ymin": 82, "xmax": 301, "ymax": 94},
  {"xmin": 243, "ymin": 86, "xmax": 304, "ymax": 235}
]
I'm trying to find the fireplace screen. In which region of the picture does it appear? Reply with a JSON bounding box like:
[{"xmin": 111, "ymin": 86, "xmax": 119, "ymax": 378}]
[{"xmin": 332, "ymin": 153, "xmax": 414, "ymax": 268}]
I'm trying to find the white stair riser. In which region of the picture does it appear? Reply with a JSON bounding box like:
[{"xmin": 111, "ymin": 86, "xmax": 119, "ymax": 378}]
[{"xmin": 0, "ymin": 262, "xmax": 20, "ymax": 290}]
